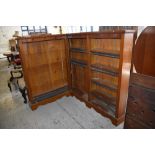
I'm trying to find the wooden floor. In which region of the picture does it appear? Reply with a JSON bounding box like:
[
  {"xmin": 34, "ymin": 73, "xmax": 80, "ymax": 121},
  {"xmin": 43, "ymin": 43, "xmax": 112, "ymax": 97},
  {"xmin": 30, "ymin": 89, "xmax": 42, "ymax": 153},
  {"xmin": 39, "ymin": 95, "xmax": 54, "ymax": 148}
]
[{"xmin": 0, "ymin": 59, "xmax": 123, "ymax": 129}]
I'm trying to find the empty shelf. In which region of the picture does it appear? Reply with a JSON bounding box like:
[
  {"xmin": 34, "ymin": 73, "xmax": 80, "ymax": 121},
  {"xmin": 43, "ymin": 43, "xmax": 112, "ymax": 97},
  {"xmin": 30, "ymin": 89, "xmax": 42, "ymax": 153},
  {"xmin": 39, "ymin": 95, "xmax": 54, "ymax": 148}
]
[
  {"xmin": 91, "ymin": 63, "xmax": 119, "ymax": 76},
  {"xmin": 90, "ymin": 97, "xmax": 116, "ymax": 117},
  {"xmin": 71, "ymin": 59, "xmax": 87, "ymax": 67},
  {"xmin": 91, "ymin": 90, "xmax": 116, "ymax": 105},
  {"xmin": 70, "ymin": 48, "xmax": 86, "ymax": 53},
  {"xmin": 91, "ymin": 49, "xmax": 120, "ymax": 58},
  {"xmin": 91, "ymin": 78, "xmax": 118, "ymax": 91}
]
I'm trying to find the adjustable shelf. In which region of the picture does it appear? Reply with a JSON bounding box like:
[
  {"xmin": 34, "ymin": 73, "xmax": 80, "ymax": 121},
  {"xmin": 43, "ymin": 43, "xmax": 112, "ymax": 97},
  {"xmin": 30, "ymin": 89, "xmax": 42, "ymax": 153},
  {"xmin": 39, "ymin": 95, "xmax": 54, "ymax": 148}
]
[
  {"xmin": 91, "ymin": 90, "xmax": 116, "ymax": 105},
  {"xmin": 91, "ymin": 98, "xmax": 115, "ymax": 117},
  {"xmin": 91, "ymin": 63, "xmax": 119, "ymax": 76},
  {"xmin": 90, "ymin": 90, "xmax": 116, "ymax": 117},
  {"xmin": 71, "ymin": 50, "xmax": 88, "ymax": 63},
  {"xmin": 70, "ymin": 48, "xmax": 86, "ymax": 53},
  {"xmin": 91, "ymin": 49, "xmax": 120, "ymax": 58},
  {"xmin": 71, "ymin": 59, "xmax": 87, "ymax": 67},
  {"xmin": 91, "ymin": 78, "xmax": 117, "ymax": 92}
]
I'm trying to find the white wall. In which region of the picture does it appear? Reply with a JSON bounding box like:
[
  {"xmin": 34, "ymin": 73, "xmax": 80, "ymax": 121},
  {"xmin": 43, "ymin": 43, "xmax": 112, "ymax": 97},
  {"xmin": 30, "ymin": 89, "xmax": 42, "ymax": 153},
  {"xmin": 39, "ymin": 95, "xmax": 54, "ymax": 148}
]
[{"xmin": 0, "ymin": 26, "xmax": 21, "ymax": 54}]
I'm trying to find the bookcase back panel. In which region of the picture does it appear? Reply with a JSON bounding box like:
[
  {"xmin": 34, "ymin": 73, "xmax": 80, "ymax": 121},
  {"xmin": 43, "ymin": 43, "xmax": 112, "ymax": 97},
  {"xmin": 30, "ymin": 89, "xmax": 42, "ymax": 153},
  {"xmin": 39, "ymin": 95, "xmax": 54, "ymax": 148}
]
[
  {"xmin": 20, "ymin": 39, "xmax": 68, "ymax": 97},
  {"xmin": 71, "ymin": 64, "xmax": 88, "ymax": 93},
  {"xmin": 28, "ymin": 64, "xmax": 53, "ymax": 96},
  {"xmin": 90, "ymin": 39, "xmax": 121, "ymax": 53},
  {"xmin": 69, "ymin": 39, "xmax": 86, "ymax": 49},
  {"xmin": 50, "ymin": 62, "xmax": 67, "ymax": 86},
  {"xmin": 71, "ymin": 52, "xmax": 88, "ymax": 63},
  {"xmin": 46, "ymin": 40, "xmax": 66, "ymax": 63}
]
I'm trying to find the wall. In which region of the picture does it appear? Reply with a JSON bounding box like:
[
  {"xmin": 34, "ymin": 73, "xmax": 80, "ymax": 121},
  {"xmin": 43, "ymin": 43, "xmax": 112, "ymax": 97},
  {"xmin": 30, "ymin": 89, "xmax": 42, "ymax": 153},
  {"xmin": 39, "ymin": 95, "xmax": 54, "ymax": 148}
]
[{"xmin": 0, "ymin": 26, "xmax": 21, "ymax": 54}]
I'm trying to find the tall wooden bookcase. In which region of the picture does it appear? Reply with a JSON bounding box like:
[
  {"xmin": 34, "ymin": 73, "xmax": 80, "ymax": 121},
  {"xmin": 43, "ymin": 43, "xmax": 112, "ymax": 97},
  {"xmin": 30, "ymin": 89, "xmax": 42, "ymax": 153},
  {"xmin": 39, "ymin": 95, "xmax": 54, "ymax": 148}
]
[
  {"xmin": 18, "ymin": 30, "xmax": 136, "ymax": 125},
  {"xmin": 68, "ymin": 31, "xmax": 136, "ymax": 125},
  {"xmin": 18, "ymin": 35, "xmax": 70, "ymax": 110}
]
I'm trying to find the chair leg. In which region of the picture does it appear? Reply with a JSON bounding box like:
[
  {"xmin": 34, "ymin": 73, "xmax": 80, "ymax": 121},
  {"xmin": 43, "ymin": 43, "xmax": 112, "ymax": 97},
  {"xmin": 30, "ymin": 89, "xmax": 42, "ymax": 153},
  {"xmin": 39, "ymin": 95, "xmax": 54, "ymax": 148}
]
[
  {"xmin": 8, "ymin": 80, "xmax": 12, "ymax": 92},
  {"xmin": 19, "ymin": 87, "xmax": 27, "ymax": 104}
]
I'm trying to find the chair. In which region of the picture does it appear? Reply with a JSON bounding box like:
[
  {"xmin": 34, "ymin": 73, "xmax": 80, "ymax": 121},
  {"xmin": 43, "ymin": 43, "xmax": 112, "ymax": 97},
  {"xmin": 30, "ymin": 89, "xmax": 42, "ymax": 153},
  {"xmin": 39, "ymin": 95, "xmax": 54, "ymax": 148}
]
[
  {"xmin": 8, "ymin": 69, "xmax": 27, "ymax": 103},
  {"xmin": 9, "ymin": 39, "xmax": 22, "ymax": 68},
  {"xmin": 3, "ymin": 39, "xmax": 20, "ymax": 67},
  {"xmin": 9, "ymin": 39, "xmax": 17, "ymax": 52},
  {"xmin": 3, "ymin": 51, "xmax": 13, "ymax": 66}
]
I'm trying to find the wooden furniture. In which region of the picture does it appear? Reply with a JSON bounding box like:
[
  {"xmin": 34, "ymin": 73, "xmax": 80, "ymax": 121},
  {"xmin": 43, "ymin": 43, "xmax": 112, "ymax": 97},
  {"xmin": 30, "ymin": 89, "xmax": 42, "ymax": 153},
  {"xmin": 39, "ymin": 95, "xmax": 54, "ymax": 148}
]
[
  {"xmin": 68, "ymin": 31, "xmax": 136, "ymax": 125},
  {"xmin": 17, "ymin": 78, "xmax": 27, "ymax": 104},
  {"xmin": 18, "ymin": 34, "xmax": 70, "ymax": 110},
  {"xmin": 18, "ymin": 31, "xmax": 136, "ymax": 125},
  {"xmin": 68, "ymin": 33, "xmax": 89, "ymax": 102},
  {"xmin": 124, "ymin": 27, "xmax": 155, "ymax": 128},
  {"xmin": 9, "ymin": 39, "xmax": 17, "ymax": 51},
  {"xmin": 3, "ymin": 51, "xmax": 12, "ymax": 66},
  {"xmin": 133, "ymin": 27, "xmax": 155, "ymax": 76},
  {"xmin": 7, "ymin": 68, "xmax": 27, "ymax": 103}
]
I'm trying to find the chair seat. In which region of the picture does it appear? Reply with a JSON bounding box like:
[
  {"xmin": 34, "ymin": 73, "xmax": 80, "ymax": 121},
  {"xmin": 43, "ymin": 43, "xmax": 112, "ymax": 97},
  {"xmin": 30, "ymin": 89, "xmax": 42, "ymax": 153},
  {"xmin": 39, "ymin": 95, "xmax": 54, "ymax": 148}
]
[
  {"xmin": 14, "ymin": 58, "xmax": 21, "ymax": 65},
  {"xmin": 18, "ymin": 78, "xmax": 26, "ymax": 89},
  {"xmin": 3, "ymin": 51, "xmax": 12, "ymax": 57}
]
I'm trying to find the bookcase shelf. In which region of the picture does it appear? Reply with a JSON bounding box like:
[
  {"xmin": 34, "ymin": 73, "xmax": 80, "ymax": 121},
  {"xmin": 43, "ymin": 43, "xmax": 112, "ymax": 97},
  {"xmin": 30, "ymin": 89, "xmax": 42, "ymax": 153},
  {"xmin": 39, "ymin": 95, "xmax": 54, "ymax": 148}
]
[
  {"xmin": 91, "ymin": 89, "xmax": 116, "ymax": 105},
  {"xmin": 70, "ymin": 48, "xmax": 86, "ymax": 53},
  {"xmin": 90, "ymin": 90, "xmax": 116, "ymax": 117},
  {"xmin": 91, "ymin": 78, "xmax": 117, "ymax": 92},
  {"xmin": 91, "ymin": 99, "xmax": 116, "ymax": 117},
  {"xmin": 71, "ymin": 59, "xmax": 87, "ymax": 67},
  {"xmin": 91, "ymin": 49, "xmax": 120, "ymax": 58},
  {"xmin": 91, "ymin": 63, "xmax": 119, "ymax": 76}
]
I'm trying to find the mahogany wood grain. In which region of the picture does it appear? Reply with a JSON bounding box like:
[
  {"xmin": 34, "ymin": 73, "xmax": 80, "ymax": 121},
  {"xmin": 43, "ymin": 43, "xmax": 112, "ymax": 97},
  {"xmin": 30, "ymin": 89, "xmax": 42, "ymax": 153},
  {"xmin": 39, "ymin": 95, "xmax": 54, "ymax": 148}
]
[
  {"xmin": 124, "ymin": 74, "xmax": 155, "ymax": 128},
  {"xmin": 19, "ymin": 31, "xmax": 136, "ymax": 125},
  {"xmin": 124, "ymin": 27, "xmax": 155, "ymax": 128},
  {"xmin": 116, "ymin": 32, "xmax": 136, "ymax": 118},
  {"xmin": 68, "ymin": 31, "xmax": 136, "ymax": 125},
  {"xmin": 134, "ymin": 26, "xmax": 155, "ymax": 76},
  {"xmin": 18, "ymin": 35, "xmax": 69, "ymax": 109}
]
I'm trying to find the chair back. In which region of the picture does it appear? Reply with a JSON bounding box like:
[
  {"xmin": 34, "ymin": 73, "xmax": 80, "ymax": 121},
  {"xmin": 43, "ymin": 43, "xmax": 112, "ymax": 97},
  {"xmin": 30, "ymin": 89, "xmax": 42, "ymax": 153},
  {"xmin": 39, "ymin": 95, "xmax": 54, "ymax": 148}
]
[{"xmin": 9, "ymin": 39, "xmax": 17, "ymax": 51}]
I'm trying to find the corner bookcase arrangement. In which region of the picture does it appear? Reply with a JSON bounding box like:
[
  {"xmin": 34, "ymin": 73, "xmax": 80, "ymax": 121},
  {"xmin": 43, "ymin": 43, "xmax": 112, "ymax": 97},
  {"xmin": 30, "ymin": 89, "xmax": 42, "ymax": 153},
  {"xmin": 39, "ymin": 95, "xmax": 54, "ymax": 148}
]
[{"xmin": 18, "ymin": 31, "xmax": 136, "ymax": 125}]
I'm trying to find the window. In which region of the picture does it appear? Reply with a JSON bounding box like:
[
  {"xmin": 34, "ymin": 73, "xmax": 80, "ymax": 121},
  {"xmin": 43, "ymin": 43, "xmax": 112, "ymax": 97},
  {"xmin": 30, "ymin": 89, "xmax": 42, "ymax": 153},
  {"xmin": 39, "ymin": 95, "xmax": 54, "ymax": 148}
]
[
  {"xmin": 61, "ymin": 26, "xmax": 99, "ymax": 34},
  {"xmin": 21, "ymin": 26, "xmax": 47, "ymax": 36},
  {"xmin": 99, "ymin": 26, "xmax": 138, "ymax": 31}
]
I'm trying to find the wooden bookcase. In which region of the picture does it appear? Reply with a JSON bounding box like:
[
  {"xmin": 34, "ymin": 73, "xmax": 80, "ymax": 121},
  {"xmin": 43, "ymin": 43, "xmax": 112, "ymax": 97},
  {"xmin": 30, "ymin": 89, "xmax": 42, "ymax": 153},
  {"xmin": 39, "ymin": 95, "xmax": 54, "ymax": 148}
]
[
  {"xmin": 89, "ymin": 33, "xmax": 120, "ymax": 118},
  {"xmin": 68, "ymin": 33, "xmax": 89, "ymax": 101},
  {"xmin": 68, "ymin": 31, "xmax": 136, "ymax": 125},
  {"xmin": 18, "ymin": 30, "xmax": 136, "ymax": 125},
  {"xmin": 18, "ymin": 34, "xmax": 70, "ymax": 110}
]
